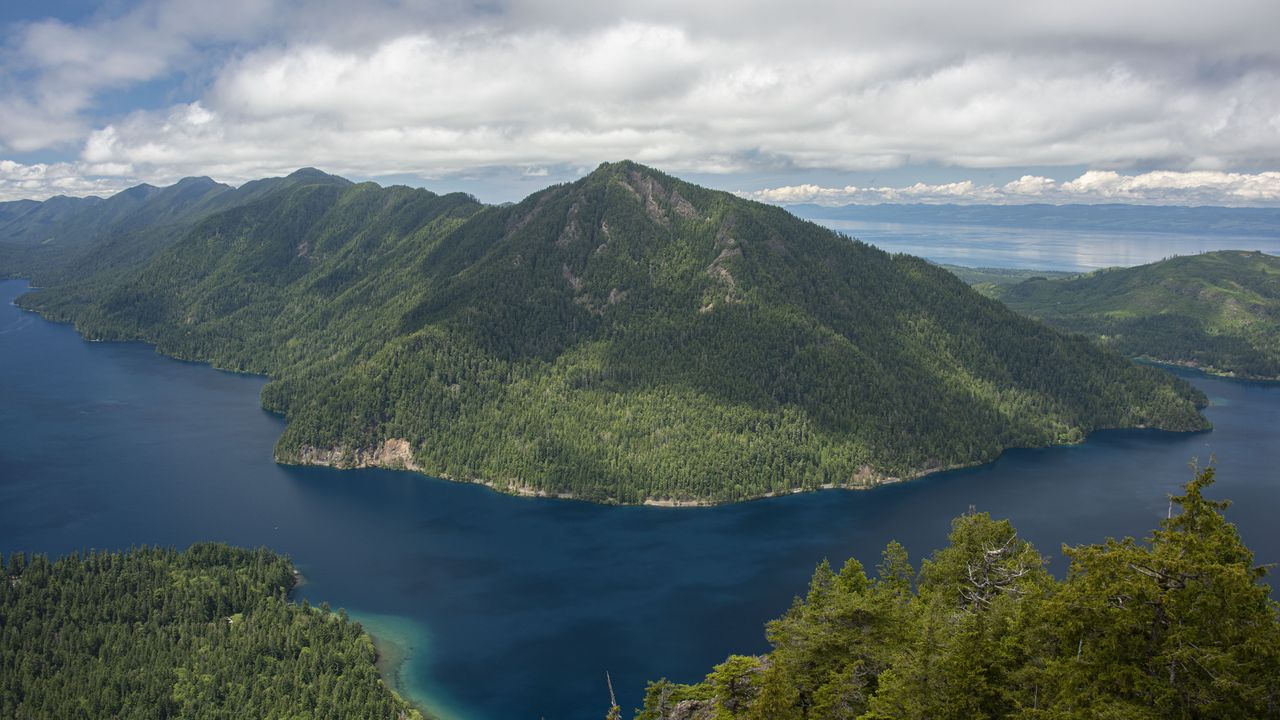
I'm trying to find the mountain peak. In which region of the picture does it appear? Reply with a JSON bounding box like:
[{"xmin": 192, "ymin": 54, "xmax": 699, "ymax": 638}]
[
  {"xmin": 286, "ymin": 167, "xmax": 351, "ymax": 185},
  {"xmin": 588, "ymin": 159, "xmax": 666, "ymax": 181},
  {"xmin": 119, "ymin": 183, "xmax": 160, "ymax": 199},
  {"xmin": 172, "ymin": 176, "xmax": 221, "ymax": 189}
]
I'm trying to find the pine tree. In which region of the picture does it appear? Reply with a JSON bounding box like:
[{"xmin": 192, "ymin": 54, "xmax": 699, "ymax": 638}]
[{"xmin": 636, "ymin": 465, "xmax": 1279, "ymax": 720}]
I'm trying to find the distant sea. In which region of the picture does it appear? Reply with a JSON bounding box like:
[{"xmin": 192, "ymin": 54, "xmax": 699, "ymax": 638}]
[
  {"xmin": 803, "ymin": 218, "xmax": 1280, "ymax": 271},
  {"xmin": 787, "ymin": 203, "xmax": 1280, "ymax": 271}
]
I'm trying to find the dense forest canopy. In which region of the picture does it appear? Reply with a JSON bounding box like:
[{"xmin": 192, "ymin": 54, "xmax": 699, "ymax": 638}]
[
  {"xmin": 0, "ymin": 544, "xmax": 420, "ymax": 720},
  {"xmin": 983, "ymin": 251, "xmax": 1280, "ymax": 380},
  {"xmin": 3, "ymin": 162, "xmax": 1208, "ymax": 503},
  {"xmin": 634, "ymin": 466, "xmax": 1280, "ymax": 719}
]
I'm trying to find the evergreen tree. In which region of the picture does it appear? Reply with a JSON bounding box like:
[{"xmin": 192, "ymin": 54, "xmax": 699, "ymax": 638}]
[
  {"xmin": 637, "ymin": 465, "xmax": 1280, "ymax": 720},
  {"xmin": 0, "ymin": 544, "xmax": 422, "ymax": 720}
]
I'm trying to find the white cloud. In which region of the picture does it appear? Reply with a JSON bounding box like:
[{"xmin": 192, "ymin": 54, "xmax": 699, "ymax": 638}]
[
  {"xmin": 1002, "ymin": 176, "xmax": 1058, "ymax": 196},
  {"xmin": 3, "ymin": 1, "xmax": 1280, "ymax": 201},
  {"xmin": 0, "ymin": 160, "xmax": 136, "ymax": 201},
  {"xmin": 59, "ymin": 23, "xmax": 1280, "ymax": 185},
  {"xmin": 740, "ymin": 170, "xmax": 1280, "ymax": 207},
  {"xmin": 1060, "ymin": 170, "xmax": 1280, "ymax": 205}
]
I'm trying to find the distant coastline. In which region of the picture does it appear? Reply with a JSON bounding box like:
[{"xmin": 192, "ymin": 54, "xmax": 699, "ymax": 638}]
[{"xmin": 1136, "ymin": 357, "xmax": 1280, "ymax": 384}]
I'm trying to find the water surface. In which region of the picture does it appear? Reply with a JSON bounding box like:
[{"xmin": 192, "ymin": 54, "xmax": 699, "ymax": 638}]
[
  {"xmin": 2, "ymin": 278, "xmax": 1278, "ymax": 719},
  {"xmin": 808, "ymin": 219, "xmax": 1280, "ymax": 270}
]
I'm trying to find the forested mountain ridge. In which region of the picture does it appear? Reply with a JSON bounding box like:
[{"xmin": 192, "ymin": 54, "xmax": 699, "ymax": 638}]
[
  {"xmin": 987, "ymin": 251, "xmax": 1280, "ymax": 379},
  {"xmin": 0, "ymin": 168, "xmax": 359, "ymax": 284},
  {"xmin": 0, "ymin": 181, "xmax": 225, "ymax": 285},
  {"xmin": 8, "ymin": 161, "xmax": 1208, "ymax": 503}
]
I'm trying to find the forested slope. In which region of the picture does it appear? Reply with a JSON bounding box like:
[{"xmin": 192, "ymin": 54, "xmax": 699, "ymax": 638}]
[
  {"xmin": 0, "ymin": 168, "xmax": 357, "ymax": 284},
  {"xmin": 0, "ymin": 544, "xmax": 420, "ymax": 720},
  {"xmin": 10, "ymin": 162, "xmax": 1208, "ymax": 503},
  {"xmin": 990, "ymin": 251, "xmax": 1280, "ymax": 379}
]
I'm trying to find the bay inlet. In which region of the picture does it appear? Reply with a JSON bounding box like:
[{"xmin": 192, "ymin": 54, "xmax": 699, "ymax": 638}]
[{"xmin": 2, "ymin": 277, "xmax": 1277, "ymax": 719}]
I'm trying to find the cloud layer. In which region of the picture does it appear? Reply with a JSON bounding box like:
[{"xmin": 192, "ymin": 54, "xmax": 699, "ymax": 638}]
[
  {"xmin": 3, "ymin": 0, "xmax": 1280, "ymax": 203},
  {"xmin": 0, "ymin": 160, "xmax": 136, "ymax": 200},
  {"xmin": 740, "ymin": 170, "xmax": 1280, "ymax": 207}
]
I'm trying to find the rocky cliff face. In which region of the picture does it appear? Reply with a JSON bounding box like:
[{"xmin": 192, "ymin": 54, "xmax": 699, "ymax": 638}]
[{"xmin": 294, "ymin": 438, "xmax": 421, "ymax": 471}]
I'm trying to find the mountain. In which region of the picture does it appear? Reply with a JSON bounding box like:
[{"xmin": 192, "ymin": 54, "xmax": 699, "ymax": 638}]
[
  {"xmin": 0, "ymin": 195, "xmax": 105, "ymax": 275},
  {"xmin": 788, "ymin": 202, "xmax": 1280, "ymax": 236},
  {"xmin": 1, "ymin": 183, "xmax": 158, "ymax": 250},
  {"xmin": 0, "ymin": 177, "xmax": 235, "ymax": 282},
  {"xmin": 206, "ymin": 166, "xmax": 354, "ymax": 212},
  {"xmin": 986, "ymin": 250, "xmax": 1280, "ymax": 379},
  {"xmin": 9, "ymin": 161, "xmax": 1207, "ymax": 504},
  {"xmin": 0, "ymin": 168, "xmax": 359, "ymax": 284}
]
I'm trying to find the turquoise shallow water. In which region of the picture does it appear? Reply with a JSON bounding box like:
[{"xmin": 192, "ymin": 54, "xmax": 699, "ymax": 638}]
[
  {"xmin": 2, "ymin": 277, "xmax": 1278, "ymax": 719},
  {"xmin": 344, "ymin": 610, "xmax": 467, "ymax": 720}
]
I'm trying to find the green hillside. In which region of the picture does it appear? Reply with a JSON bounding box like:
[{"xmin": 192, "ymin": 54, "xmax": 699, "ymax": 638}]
[
  {"xmin": 0, "ymin": 168, "xmax": 361, "ymax": 284},
  {"xmin": 938, "ymin": 264, "xmax": 1079, "ymax": 289},
  {"xmin": 633, "ymin": 467, "xmax": 1280, "ymax": 720},
  {"xmin": 11, "ymin": 162, "xmax": 1207, "ymax": 503},
  {"xmin": 0, "ymin": 179, "xmax": 230, "ymax": 282},
  {"xmin": 990, "ymin": 251, "xmax": 1280, "ymax": 379},
  {"xmin": 0, "ymin": 544, "xmax": 420, "ymax": 720}
]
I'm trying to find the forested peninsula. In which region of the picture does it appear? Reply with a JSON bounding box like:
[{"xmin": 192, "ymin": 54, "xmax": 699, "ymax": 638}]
[
  {"xmin": 0, "ymin": 162, "xmax": 1208, "ymax": 503},
  {"xmin": 0, "ymin": 544, "xmax": 420, "ymax": 719}
]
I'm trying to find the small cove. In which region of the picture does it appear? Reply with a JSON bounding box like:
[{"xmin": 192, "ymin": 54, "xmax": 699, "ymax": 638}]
[{"xmin": 2, "ymin": 277, "xmax": 1278, "ymax": 720}]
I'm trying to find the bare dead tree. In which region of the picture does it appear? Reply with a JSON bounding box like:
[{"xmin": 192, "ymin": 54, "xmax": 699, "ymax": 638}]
[
  {"xmin": 605, "ymin": 671, "xmax": 622, "ymax": 720},
  {"xmin": 960, "ymin": 532, "xmax": 1034, "ymax": 608}
]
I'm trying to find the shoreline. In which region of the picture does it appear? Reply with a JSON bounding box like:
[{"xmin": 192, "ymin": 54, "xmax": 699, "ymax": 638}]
[
  {"xmin": 286, "ymin": 425, "xmax": 1210, "ymax": 508},
  {"xmin": 6, "ymin": 276, "xmax": 1218, "ymax": 509},
  {"xmin": 1135, "ymin": 356, "xmax": 1280, "ymax": 384},
  {"xmin": 279, "ymin": 588, "xmax": 436, "ymax": 719},
  {"xmin": 346, "ymin": 611, "xmax": 466, "ymax": 720},
  {"xmin": 368, "ymin": 629, "xmax": 413, "ymax": 709}
]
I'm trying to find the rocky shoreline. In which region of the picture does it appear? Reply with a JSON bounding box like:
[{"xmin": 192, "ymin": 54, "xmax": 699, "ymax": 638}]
[{"xmin": 287, "ymin": 439, "xmax": 1041, "ymax": 507}]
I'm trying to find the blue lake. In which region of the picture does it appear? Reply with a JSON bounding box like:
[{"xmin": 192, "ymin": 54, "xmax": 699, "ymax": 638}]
[
  {"xmin": 1, "ymin": 276, "xmax": 1278, "ymax": 719},
  {"xmin": 808, "ymin": 219, "xmax": 1280, "ymax": 270}
]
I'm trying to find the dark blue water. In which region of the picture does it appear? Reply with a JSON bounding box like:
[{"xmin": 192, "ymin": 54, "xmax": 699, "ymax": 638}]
[
  {"xmin": 808, "ymin": 220, "xmax": 1280, "ymax": 271},
  {"xmin": 2, "ymin": 277, "xmax": 1278, "ymax": 720}
]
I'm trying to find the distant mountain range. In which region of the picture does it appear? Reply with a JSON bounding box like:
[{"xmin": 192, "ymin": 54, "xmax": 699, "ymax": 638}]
[
  {"xmin": 788, "ymin": 202, "xmax": 1280, "ymax": 236},
  {"xmin": 1, "ymin": 163, "xmax": 1208, "ymax": 503},
  {"xmin": 0, "ymin": 169, "xmax": 356, "ymax": 283}
]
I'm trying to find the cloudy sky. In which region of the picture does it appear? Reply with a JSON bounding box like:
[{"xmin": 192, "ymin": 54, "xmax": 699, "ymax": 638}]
[{"xmin": 2, "ymin": 0, "xmax": 1279, "ymax": 206}]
